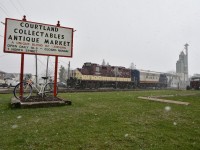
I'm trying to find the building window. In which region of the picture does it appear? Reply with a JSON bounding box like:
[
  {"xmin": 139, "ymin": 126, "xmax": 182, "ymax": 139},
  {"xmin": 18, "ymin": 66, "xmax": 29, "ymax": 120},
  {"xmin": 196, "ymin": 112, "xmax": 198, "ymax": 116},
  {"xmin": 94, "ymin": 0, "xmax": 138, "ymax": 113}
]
[{"xmin": 96, "ymin": 67, "xmax": 100, "ymax": 72}]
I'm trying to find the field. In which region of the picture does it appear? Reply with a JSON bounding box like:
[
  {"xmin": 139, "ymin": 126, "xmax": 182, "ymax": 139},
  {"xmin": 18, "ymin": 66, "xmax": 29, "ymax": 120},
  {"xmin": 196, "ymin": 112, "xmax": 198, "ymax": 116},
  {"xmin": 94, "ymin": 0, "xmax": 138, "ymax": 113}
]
[{"xmin": 0, "ymin": 90, "xmax": 199, "ymax": 150}]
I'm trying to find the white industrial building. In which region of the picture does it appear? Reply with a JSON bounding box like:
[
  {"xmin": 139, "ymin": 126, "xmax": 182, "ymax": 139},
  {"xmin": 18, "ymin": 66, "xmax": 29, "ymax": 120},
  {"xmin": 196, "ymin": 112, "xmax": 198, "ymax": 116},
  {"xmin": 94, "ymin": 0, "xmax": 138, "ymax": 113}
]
[{"xmin": 165, "ymin": 73, "xmax": 180, "ymax": 88}]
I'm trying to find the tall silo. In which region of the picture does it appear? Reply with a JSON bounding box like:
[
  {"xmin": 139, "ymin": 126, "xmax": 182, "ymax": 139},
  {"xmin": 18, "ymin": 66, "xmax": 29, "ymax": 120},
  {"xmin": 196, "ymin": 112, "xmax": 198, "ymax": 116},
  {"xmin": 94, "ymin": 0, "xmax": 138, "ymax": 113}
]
[{"xmin": 176, "ymin": 43, "xmax": 189, "ymax": 88}]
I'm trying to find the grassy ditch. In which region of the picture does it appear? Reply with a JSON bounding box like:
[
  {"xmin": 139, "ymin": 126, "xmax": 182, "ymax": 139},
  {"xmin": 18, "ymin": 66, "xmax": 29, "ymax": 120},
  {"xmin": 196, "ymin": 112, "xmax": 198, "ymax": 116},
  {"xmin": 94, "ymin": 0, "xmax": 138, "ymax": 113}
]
[{"xmin": 0, "ymin": 90, "xmax": 199, "ymax": 149}]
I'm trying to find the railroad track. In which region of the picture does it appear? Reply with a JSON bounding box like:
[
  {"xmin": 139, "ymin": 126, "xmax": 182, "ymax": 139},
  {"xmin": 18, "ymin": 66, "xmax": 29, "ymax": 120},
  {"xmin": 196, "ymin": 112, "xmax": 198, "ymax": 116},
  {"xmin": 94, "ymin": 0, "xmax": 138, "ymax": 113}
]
[
  {"xmin": 0, "ymin": 87, "xmax": 179, "ymax": 94},
  {"xmin": 58, "ymin": 88, "xmax": 138, "ymax": 93},
  {"xmin": 0, "ymin": 88, "xmax": 142, "ymax": 94}
]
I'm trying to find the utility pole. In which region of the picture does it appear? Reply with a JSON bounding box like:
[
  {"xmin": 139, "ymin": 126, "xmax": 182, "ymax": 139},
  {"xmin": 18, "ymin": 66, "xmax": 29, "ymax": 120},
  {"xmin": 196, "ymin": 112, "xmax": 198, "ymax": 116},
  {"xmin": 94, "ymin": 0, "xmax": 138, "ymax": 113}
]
[
  {"xmin": 46, "ymin": 56, "xmax": 49, "ymax": 83},
  {"xmin": 35, "ymin": 55, "xmax": 38, "ymax": 87},
  {"xmin": 67, "ymin": 61, "xmax": 70, "ymax": 79},
  {"xmin": 184, "ymin": 43, "xmax": 189, "ymax": 86}
]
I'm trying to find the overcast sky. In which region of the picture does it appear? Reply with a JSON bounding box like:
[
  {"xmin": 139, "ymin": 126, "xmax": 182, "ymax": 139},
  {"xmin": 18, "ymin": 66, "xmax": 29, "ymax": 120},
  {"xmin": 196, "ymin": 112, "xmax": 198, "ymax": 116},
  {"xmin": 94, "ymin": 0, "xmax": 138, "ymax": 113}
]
[{"xmin": 0, "ymin": 0, "xmax": 200, "ymax": 76}]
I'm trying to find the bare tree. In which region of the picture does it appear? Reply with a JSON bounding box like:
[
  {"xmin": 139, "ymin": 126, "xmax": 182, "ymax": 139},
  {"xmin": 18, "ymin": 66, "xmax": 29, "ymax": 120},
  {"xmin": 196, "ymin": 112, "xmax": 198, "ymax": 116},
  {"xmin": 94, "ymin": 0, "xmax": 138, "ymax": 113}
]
[{"xmin": 59, "ymin": 65, "xmax": 67, "ymax": 82}]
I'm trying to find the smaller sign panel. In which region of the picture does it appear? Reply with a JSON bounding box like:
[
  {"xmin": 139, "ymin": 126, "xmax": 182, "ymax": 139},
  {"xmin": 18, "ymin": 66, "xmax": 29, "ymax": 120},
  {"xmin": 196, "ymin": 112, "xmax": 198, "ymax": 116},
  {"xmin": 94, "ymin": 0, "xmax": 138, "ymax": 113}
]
[{"xmin": 4, "ymin": 18, "xmax": 74, "ymax": 57}]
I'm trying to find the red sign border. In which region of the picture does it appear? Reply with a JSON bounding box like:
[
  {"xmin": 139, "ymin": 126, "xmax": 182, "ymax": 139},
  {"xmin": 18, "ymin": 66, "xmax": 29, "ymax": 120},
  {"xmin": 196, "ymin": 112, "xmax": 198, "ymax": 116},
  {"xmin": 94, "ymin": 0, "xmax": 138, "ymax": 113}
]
[{"xmin": 4, "ymin": 18, "xmax": 74, "ymax": 58}]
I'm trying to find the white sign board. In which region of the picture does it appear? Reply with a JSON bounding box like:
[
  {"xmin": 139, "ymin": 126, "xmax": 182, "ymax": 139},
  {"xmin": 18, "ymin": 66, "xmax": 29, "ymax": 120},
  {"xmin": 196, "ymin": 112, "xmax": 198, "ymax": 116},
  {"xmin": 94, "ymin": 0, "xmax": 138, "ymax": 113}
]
[{"xmin": 4, "ymin": 18, "xmax": 74, "ymax": 57}]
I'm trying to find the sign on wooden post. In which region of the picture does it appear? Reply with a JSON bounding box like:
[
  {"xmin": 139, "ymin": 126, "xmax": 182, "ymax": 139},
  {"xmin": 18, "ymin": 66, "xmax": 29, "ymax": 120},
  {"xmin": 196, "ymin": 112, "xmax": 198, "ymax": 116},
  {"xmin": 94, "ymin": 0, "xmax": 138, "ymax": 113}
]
[
  {"xmin": 3, "ymin": 16, "xmax": 74, "ymax": 99},
  {"xmin": 4, "ymin": 18, "xmax": 74, "ymax": 57}
]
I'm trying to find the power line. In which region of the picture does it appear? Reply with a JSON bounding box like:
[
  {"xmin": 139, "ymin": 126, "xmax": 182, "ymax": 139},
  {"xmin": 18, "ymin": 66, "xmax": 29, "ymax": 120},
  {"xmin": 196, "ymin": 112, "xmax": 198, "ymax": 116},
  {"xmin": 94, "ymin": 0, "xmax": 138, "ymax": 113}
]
[
  {"xmin": 16, "ymin": 0, "xmax": 27, "ymax": 15},
  {"xmin": 0, "ymin": 1, "xmax": 10, "ymax": 16},
  {"xmin": 9, "ymin": 0, "xmax": 22, "ymax": 16},
  {"xmin": 37, "ymin": 57, "xmax": 46, "ymax": 67},
  {"xmin": 0, "ymin": 5, "xmax": 9, "ymax": 17}
]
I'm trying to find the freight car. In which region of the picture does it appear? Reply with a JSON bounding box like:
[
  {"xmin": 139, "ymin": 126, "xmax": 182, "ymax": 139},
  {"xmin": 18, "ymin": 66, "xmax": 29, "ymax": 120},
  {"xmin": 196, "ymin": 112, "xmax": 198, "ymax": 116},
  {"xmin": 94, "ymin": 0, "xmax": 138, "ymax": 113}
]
[
  {"xmin": 67, "ymin": 62, "xmax": 168, "ymax": 89},
  {"xmin": 131, "ymin": 69, "xmax": 168, "ymax": 88},
  {"xmin": 189, "ymin": 76, "xmax": 200, "ymax": 90}
]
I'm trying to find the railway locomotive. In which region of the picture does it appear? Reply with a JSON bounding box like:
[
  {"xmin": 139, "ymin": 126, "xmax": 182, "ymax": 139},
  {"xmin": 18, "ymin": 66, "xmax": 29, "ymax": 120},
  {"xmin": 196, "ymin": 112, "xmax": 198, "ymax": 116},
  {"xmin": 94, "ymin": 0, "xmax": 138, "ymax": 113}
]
[{"xmin": 67, "ymin": 62, "xmax": 168, "ymax": 89}]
